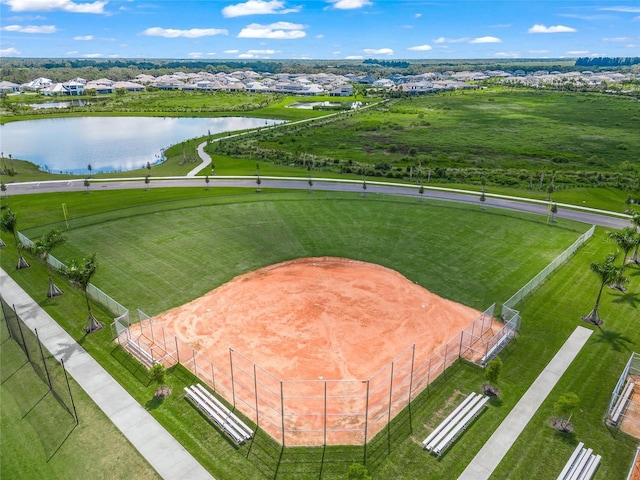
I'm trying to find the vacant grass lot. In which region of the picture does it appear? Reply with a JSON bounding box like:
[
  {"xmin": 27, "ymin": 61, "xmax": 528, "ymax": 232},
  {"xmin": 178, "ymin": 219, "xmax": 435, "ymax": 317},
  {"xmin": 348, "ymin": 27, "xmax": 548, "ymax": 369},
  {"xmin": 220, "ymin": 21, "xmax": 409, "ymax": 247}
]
[
  {"xmin": 221, "ymin": 89, "xmax": 639, "ymax": 191},
  {"xmin": 1, "ymin": 187, "xmax": 638, "ymax": 480}
]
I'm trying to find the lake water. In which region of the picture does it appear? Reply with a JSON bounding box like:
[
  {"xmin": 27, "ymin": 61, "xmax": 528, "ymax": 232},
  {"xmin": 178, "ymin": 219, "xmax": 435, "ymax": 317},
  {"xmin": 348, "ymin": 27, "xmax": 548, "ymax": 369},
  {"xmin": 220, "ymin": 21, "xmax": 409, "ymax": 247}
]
[{"xmin": 0, "ymin": 116, "xmax": 283, "ymax": 174}]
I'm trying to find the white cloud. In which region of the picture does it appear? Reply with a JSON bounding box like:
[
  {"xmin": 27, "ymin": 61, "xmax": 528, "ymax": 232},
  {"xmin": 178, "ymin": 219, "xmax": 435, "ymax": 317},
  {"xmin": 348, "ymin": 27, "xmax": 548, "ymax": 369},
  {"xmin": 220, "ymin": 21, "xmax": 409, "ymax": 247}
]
[
  {"xmin": 407, "ymin": 44, "xmax": 432, "ymax": 51},
  {"xmin": 528, "ymin": 24, "xmax": 577, "ymax": 34},
  {"xmin": 363, "ymin": 47, "xmax": 393, "ymax": 55},
  {"xmin": 224, "ymin": 49, "xmax": 239, "ymax": 54},
  {"xmin": 316, "ymin": 34, "xmax": 324, "ymax": 38},
  {"xmin": 1, "ymin": 24, "xmax": 56, "ymax": 33},
  {"xmin": 328, "ymin": 0, "xmax": 372, "ymax": 10},
  {"xmin": 0, "ymin": 47, "xmax": 21, "ymax": 56},
  {"xmin": 222, "ymin": 0, "xmax": 300, "ymax": 18},
  {"xmin": 414, "ymin": 13, "xmax": 422, "ymax": 18},
  {"xmin": 603, "ymin": 37, "xmax": 633, "ymax": 42},
  {"xmin": 529, "ymin": 49, "xmax": 549, "ymax": 54},
  {"xmin": 599, "ymin": 6, "xmax": 640, "ymax": 13},
  {"xmin": 238, "ymin": 53, "xmax": 255, "ymax": 58},
  {"xmin": 495, "ymin": 51, "xmax": 520, "ymax": 58},
  {"xmin": 74, "ymin": 35, "xmax": 94, "ymax": 40},
  {"xmin": 433, "ymin": 36, "xmax": 469, "ymax": 44},
  {"xmin": 237, "ymin": 21, "xmax": 306, "ymax": 39},
  {"xmin": 82, "ymin": 53, "xmax": 103, "ymax": 57},
  {"xmin": 345, "ymin": 55, "xmax": 363, "ymax": 59},
  {"xmin": 470, "ymin": 36, "xmax": 502, "ymax": 44},
  {"xmin": 142, "ymin": 27, "xmax": 229, "ymax": 38},
  {"xmin": 4, "ymin": 0, "xmax": 107, "ymax": 14},
  {"xmin": 247, "ymin": 49, "xmax": 277, "ymax": 54},
  {"xmin": 188, "ymin": 52, "xmax": 204, "ymax": 58},
  {"xmin": 566, "ymin": 50, "xmax": 589, "ymax": 55}
]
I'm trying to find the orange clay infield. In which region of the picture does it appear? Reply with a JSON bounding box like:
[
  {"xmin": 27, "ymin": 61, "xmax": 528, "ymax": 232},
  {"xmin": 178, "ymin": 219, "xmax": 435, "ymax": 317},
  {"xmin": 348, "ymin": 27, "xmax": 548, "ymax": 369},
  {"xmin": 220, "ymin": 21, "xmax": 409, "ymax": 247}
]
[{"xmin": 152, "ymin": 257, "xmax": 484, "ymax": 445}]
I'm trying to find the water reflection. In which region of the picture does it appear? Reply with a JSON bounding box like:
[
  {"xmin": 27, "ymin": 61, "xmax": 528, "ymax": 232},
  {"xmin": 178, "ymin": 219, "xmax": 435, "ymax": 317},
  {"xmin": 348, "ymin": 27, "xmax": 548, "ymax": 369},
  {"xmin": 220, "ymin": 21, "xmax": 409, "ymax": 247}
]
[{"xmin": 0, "ymin": 116, "xmax": 283, "ymax": 174}]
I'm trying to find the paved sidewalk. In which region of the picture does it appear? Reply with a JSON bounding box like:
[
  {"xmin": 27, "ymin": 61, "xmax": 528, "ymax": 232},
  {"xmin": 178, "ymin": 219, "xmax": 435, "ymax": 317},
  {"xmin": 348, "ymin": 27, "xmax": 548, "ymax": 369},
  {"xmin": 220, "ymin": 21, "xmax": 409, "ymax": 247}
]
[
  {"xmin": 0, "ymin": 268, "xmax": 214, "ymax": 480},
  {"xmin": 458, "ymin": 326, "xmax": 593, "ymax": 480}
]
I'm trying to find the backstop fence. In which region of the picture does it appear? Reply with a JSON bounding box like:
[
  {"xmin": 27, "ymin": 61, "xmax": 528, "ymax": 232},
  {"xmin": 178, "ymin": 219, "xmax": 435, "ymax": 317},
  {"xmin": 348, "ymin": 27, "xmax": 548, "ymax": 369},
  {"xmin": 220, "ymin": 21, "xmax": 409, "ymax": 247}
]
[
  {"xmin": 502, "ymin": 224, "xmax": 595, "ymax": 311},
  {"xmin": 606, "ymin": 352, "xmax": 640, "ymax": 439},
  {"xmin": 114, "ymin": 303, "xmax": 517, "ymax": 446}
]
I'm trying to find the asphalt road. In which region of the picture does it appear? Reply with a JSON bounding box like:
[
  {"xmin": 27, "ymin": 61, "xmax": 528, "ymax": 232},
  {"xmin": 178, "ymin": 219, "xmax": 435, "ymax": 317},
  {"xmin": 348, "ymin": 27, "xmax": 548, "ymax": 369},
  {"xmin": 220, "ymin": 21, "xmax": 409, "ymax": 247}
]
[{"xmin": 4, "ymin": 176, "xmax": 630, "ymax": 230}]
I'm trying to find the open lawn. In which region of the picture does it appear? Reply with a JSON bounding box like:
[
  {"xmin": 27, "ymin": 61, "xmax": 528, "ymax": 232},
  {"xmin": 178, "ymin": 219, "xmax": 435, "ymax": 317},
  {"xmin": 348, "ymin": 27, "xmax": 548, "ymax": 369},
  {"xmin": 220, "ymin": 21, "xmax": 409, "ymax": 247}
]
[
  {"xmin": 0, "ymin": 308, "xmax": 159, "ymax": 480},
  {"xmin": 1, "ymin": 187, "xmax": 638, "ymax": 480},
  {"xmin": 215, "ymin": 89, "xmax": 640, "ymax": 192}
]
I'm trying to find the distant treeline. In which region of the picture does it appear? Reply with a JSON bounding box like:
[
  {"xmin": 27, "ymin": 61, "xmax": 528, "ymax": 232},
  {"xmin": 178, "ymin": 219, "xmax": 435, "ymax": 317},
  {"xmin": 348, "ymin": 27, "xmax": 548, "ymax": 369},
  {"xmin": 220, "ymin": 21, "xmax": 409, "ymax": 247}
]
[
  {"xmin": 575, "ymin": 57, "xmax": 640, "ymax": 67},
  {"xmin": 363, "ymin": 59, "xmax": 410, "ymax": 68}
]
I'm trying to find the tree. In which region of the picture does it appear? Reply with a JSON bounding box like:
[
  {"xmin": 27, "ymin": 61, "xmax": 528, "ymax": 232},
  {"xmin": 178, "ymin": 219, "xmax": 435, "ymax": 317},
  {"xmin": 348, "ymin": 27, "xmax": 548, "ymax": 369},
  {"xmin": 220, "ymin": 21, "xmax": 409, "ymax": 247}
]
[
  {"xmin": 479, "ymin": 188, "xmax": 486, "ymax": 209},
  {"xmin": 0, "ymin": 206, "xmax": 30, "ymax": 269},
  {"xmin": 84, "ymin": 178, "xmax": 91, "ymax": 193},
  {"xmin": 205, "ymin": 175, "xmax": 210, "ymax": 190},
  {"xmin": 419, "ymin": 182, "xmax": 425, "ymax": 203},
  {"xmin": 483, "ymin": 356, "xmax": 502, "ymax": 396},
  {"xmin": 361, "ymin": 178, "xmax": 367, "ymax": 198},
  {"xmin": 1, "ymin": 182, "xmax": 7, "ymax": 197},
  {"xmin": 623, "ymin": 208, "xmax": 640, "ymax": 264},
  {"xmin": 146, "ymin": 161, "xmax": 151, "ymax": 173},
  {"xmin": 256, "ymin": 174, "xmax": 262, "ymax": 192},
  {"xmin": 32, "ymin": 229, "xmax": 66, "ymax": 297},
  {"xmin": 65, "ymin": 253, "xmax": 103, "ymax": 333},
  {"xmin": 87, "ymin": 163, "xmax": 92, "ymax": 177},
  {"xmin": 581, "ymin": 254, "xmax": 619, "ymax": 325},
  {"xmin": 346, "ymin": 463, "xmax": 372, "ymax": 480},
  {"xmin": 549, "ymin": 203, "xmax": 558, "ymax": 223},
  {"xmin": 551, "ymin": 392, "xmax": 580, "ymax": 433},
  {"xmin": 149, "ymin": 363, "xmax": 171, "ymax": 398},
  {"xmin": 608, "ymin": 227, "xmax": 638, "ymax": 268},
  {"xmin": 546, "ymin": 182, "xmax": 554, "ymax": 201},
  {"xmin": 144, "ymin": 174, "xmax": 150, "ymax": 190}
]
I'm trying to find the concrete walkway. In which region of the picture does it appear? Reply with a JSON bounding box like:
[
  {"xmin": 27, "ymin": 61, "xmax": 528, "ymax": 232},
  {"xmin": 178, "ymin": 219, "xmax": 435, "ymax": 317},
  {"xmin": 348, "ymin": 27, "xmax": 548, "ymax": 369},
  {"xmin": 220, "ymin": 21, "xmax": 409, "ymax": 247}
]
[
  {"xmin": 0, "ymin": 268, "xmax": 214, "ymax": 480},
  {"xmin": 458, "ymin": 326, "xmax": 593, "ymax": 480}
]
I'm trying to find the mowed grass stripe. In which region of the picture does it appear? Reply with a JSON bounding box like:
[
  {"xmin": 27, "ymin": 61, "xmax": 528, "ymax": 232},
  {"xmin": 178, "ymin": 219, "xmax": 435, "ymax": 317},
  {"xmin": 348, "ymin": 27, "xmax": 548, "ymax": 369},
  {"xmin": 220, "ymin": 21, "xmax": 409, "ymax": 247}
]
[{"xmin": 56, "ymin": 194, "xmax": 586, "ymax": 315}]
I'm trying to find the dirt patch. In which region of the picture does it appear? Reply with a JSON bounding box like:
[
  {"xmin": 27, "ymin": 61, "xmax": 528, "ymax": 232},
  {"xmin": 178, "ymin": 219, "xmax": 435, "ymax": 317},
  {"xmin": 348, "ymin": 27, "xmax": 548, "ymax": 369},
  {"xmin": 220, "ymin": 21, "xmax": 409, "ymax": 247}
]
[{"xmin": 152, "ymin": 257, "xmax": 482, "ymax": 445}]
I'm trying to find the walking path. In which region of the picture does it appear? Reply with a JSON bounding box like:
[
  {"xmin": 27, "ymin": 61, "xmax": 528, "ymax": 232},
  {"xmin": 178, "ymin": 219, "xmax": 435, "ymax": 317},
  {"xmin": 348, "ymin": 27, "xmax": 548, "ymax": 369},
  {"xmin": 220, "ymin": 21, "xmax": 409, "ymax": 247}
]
[
  {"xmin": 0, "ymin": 268, "xmax": 214, "ymax": 480},
  {"xmin": 458, "ymin": 326, "xmax": 593, "ymax": 480}
]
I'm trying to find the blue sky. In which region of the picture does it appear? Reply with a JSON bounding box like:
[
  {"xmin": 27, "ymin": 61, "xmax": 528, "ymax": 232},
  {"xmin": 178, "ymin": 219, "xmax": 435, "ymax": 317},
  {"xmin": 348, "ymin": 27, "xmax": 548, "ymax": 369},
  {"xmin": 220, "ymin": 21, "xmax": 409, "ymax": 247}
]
[{"xmin": 1, "ymin": 0, "xmax": 639, "ymax": 60}]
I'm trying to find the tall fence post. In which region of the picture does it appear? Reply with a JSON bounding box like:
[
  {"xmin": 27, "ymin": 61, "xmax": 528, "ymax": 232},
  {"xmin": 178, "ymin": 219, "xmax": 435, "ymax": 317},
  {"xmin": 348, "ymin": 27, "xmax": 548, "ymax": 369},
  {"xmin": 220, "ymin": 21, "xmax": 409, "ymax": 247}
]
[
  {"xmin": 229, "ymin": 348, "xmax": 236, "ymax": 408},
  {"xmin": 61, "ymin": 358, "xmax": 79, "ymax": 425},
  {"xmin": 175, "ymin": 337, "xmax": 180, "ymax": 363},
  {"xmin": 408, "ymin": 344, "xmax": 415, "ymax": 410},
  {"xmin": 34, "ymin": 328, "xmax": 53, "ymax": 390},
  {"xmin": 323, "ymin": 381, "xmax": 327, "ymax": 447},
  {"xmin": 13, "ymin": 305, "xmax": 31, "ymax": 361},
  {"xmin": 363, "ymin": 379, "xmax": 370, "ymax": 465},
  {"xmin": 280, "ymin": 380, "xmax": 285, "ymax": 447},
  {"xmin": 443, "ymin": 343, "xmax": 448, "ymax": 379},
  {"xmin": 254, "ymin": 364, "xmax": 259, "ymax": 428},
  {"xmin": 387, "ymin": 360, "xmax": 395, "ymax": 452}
]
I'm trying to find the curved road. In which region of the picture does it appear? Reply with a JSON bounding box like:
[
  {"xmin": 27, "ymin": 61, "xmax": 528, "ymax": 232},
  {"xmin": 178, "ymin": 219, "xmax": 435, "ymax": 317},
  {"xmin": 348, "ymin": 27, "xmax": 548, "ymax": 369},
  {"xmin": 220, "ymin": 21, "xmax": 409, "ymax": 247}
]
[{"xmin": 5, "ymin": 176, "xmax": 630, "ymax": 230}]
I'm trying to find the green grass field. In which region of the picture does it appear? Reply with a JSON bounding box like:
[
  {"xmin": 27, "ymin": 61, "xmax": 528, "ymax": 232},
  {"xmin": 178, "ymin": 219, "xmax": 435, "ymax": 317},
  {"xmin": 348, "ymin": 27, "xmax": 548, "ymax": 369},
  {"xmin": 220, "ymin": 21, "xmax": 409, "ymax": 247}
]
[
  {"xmin": 1, "ymin": 187, "xmax": 638, "ymax": 480},
  {"xmin": 0, "ymin": 308, "xmax": 160, "ymax": 480}
]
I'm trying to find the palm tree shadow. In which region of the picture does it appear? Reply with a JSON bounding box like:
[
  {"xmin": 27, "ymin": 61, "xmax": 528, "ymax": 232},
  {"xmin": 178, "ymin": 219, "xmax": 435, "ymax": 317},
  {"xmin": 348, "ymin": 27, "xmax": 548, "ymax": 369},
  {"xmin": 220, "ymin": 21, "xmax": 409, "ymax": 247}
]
[
  {"xmin": 593, "ymin": 327, "xmax": 633, "ymax": 353},
  {"xmin": 612, "ymin": 291, "xmax": 640, "ymax": 309}
]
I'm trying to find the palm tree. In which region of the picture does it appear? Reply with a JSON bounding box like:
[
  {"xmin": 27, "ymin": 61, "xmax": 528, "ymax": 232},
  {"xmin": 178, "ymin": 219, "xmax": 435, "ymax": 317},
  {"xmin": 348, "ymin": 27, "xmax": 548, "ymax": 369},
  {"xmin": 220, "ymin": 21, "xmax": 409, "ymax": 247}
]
[
  {"xmin": 626, "ymin": 208, "xmax": 640, "ymax": 264},
  {"xmin": 32, "ymin": 229, "xmax": 66, "ymax": 297},
  {"xmin": 549, "ymin": 203, "xmax": 558, "ymax": 223},
  {"xmin": 66, "ymin": 253, "xmax": 103, "ymax": 333},
  {"xmin": 0, "ymin": 206, "xmax": 30, "ymax": 269},
  {"xmin": 608, "ymin": 227, "xmax": 639, "ymax": 278},
  {"xmin": 418, "ymin": 182, "xmax": 425, "ymax": 203},
  {"xmin": 581, "ymin": 254, "xmax": 619, "ymax": 325}
]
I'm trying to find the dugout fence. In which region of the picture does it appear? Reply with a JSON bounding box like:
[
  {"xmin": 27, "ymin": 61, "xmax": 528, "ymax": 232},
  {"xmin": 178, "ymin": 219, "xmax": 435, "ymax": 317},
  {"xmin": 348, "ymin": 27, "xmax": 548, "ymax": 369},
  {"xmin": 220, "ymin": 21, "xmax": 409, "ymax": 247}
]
[
  {"xmin": 116, "ymin": 303, "xmax": 516, "ymax": 446},
  {"xmin": 606, "ymin": 352, "xmax": 640, "ymax": 439}
]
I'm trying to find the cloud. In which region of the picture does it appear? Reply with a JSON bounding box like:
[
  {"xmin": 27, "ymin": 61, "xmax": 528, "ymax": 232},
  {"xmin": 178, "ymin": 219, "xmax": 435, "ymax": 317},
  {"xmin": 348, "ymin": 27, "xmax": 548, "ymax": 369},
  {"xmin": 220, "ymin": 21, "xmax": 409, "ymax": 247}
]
[
  {"xmin": 529, "ymin": 49, "xmax": 549, "ymax": 54},
  {"xmin": 414, "ymin": 13, "xmax": 422, "ymax": 18},
  {"xmin": 599, "ymin": 6, "xmax": 640, "ymax": 13},
  {"xmin": 0, "ymin": 47, "xmax": 21, "ymax": 56},
  {"xmin": 433, "ymin": 36, "xmax": 469, "ymax": 44},
  {"xmin": 345, "ymin": 55, "xmax": 363, "ymax": 59},
  {"xmin": 142, "ymin": 27, "xmax": 229, "ymax": 38},
  {"xmin": 74, "ymin": 35, "xmax": 94, "ymax": 40},
  {"xmin": 363, "ymin": 47, "xmax": 393, "ymax": 55},
  {"xmin": 1, "ymin": 24, "xmax": 56, "ymax": 33},
  {"xmin": 222, "ymin": 0, "xmax": 300, "ymax": 18},
  {"xmin": 495, "ymin": 51, "xmax": 519, "ymax": 58},
  {"xmin": 224, "ymin": 49, "xmax": 239, "ymax": 54},
  {"xmin": 327, "ymin": 0, "xmax": 372, "ymax": 10},
  {"xmin": 528, "ymin": 24, "xmax": 576, "ymax": 34},
  {"xmin": 603, "ymin": 37, "xmax": 633, "ymax": 42},
  {"xmin": 4, "ymin": 0, "xmax": 107, "ymax": 14},
  {"xmin": 407, "ymin": 44, "xmax": 432, "ymax": 51},
  {"xmin": 566, "ymin": 50, "xmax": 589, "ymax": 55},
  {"xmin": 82, "ymin": 53, "xmax": 103, "ymax": 57},
  {"xmin": 316, "ymin": 34, "xmax": 324, "ymax": 38},
  {"xmin": 247, "ymin": 49, "xmax": 277, "ymax": 54},
  {"xmin": 470, "ymin": 36, "xmax": 501, "ymax": 44},
  {"xmin": 237, "ymin": 21, "xmax": 306, "ymax": 39}
]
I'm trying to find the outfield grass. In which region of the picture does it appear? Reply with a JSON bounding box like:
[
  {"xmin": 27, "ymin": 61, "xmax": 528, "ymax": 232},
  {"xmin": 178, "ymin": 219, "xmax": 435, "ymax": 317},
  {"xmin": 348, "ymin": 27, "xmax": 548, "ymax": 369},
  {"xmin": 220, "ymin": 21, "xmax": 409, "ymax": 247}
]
[{"xmin": 1, "ymin": 188, "xmax": 638, "ymax": 480}]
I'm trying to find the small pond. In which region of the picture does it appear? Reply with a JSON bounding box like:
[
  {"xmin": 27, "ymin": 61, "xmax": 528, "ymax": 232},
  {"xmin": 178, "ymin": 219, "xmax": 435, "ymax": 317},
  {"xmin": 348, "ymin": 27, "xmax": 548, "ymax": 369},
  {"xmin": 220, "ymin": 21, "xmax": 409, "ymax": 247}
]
[{"xmin": 0, "ymin": 116, "xmax": 283, "ymax": 174}]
